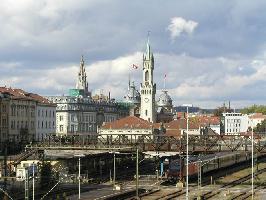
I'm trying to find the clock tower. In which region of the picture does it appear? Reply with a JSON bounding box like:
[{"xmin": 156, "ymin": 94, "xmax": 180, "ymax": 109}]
[{"xmin": 140, "ymin": 37, "xmax": 156, "ymax": 122}]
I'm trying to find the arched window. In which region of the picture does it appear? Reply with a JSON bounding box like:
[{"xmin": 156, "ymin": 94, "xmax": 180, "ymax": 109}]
[{"xmin": 145, "ymin": 71, "xmax": 149, "ymax": 81}]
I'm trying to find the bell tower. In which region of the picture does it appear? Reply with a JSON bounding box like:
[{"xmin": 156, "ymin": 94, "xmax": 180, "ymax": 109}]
[{"xmin": 140, "ymin": 37, "xmax": 156, "ymax": 122}]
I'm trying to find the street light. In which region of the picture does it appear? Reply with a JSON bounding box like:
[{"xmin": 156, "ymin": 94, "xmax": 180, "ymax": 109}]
[
  {"xmin": 186, "ymin": 106, "xmax": 189, "ymax": 200},
  {"xmin": 136, "ymin": 148, "xmax": 139, "ymax": 200},
  {"xmin": 251, "ymin": 120, "xmax": 254, "ymax": 200},
  {"xmin": 32, "ymin": 162, "xmax": 35, "ymax": 200},
  {"xmin": 74, "ymin": 154, "xmax": 85, "ymax": 199},
  {"xmin": 109, "ymin": 151, "xmax": 120, "ymax": 189}
]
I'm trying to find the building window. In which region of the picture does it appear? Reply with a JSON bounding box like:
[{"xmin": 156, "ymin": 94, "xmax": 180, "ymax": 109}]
[
  {"xmin": 60, "ymin": 115, "xmax": 63, "ymax": 121},
  {"xmin": 2, "ymin": 105, "xmax": 6, "ymax": 112},
  {"xmin": 71, "ymin": 125, "xmax": 74, "ymax": 132},
  {"xmin": 145, "ymin": 110, "xmax": 148, "ymax": 116},
  {"xmin": 145, "ymin": 70, "xmax": 149, "ymax": 81},
  {"xmin": 60, "ymin": 125, "xmax": 63, "ymax": 132},
  {"xmin": 31, "ymin": 121, "xmax": 34, "ymax": 130},
  {"xmin": 31, "ymin": 109, "xmax": 35, "ymax": 117}
]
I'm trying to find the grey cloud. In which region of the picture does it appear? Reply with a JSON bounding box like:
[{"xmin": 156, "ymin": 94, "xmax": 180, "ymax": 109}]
[{"xmin": 1, "ymin": 0, "xmax": 266, "ymax": 108}]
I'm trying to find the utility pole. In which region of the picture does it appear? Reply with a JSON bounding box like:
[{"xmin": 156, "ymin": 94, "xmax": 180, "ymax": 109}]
[
  {"xmin": 186, "ymin": 106, "xmax": 189, "ymax": 200},
  {"xmin": 74, "ymin": 154, "xmax": 85, "ymax": 200},
  {"xmin": 4, "ymin": 142, "xmax": 7, "ymax": 193},
  {"xmin": 251, "ymin": 124, "xmax": 254, "ymax": 200},
  {"xmin": 136, "ymin": 148, "xmax": 139, "ymax": 199},
  {"xmin": 25, "ymin": 168, "xmax": 29, "ymax": 200},
  {"xmin": 78, "ymin": 156, "xmax": 81, "ymax": 199},
  {"xmin": 32, "ymin": 162, "xmax": 35, "ymax": 200},
  {"xmin": 113, "ymin": 153, "xmax": 116, "ymax": 188}
]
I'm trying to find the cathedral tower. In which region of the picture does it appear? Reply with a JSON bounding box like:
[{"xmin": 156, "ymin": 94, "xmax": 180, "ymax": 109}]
[
  {"xmin": 76, "ymin": 55, "xmax": 88, "ymax": 92},
  {"xmin": 140, "ymin": 37, "xmax": 156, "ymax": 122},
  {"xmin": 69, "ymin": 55, "xmax": 91, "ymax": 97}
]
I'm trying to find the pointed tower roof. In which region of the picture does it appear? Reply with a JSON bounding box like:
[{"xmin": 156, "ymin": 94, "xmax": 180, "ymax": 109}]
[
  {"xmin": 76, "ymin": 55, "xmax": 88, "ymax": 91},
  {"xmin": 144, "ymin": 33, "xmax": 153, "ymax": 60},
  {"xmin": 80, "ymin": 55, "xmax": 85, "ymax": 66}
]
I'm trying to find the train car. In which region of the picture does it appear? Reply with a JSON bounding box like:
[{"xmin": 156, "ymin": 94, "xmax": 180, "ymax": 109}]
[
  {"xmin": 167, "ymin": 151, "xmax": 254, "ymax": 182},
  {"xmin": 167, "ymin": 156, "xmax": 199, "ymax": 181}
]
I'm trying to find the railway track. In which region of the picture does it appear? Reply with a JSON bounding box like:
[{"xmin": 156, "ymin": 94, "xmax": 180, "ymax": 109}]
[
  {"xmin": 200, "ymin": 167, "xmax": 266, "ymax": 199},
  {"xmin": 229, "ymin": 185, "xmax": 266, "ymax": 200},
  {"xmin": 136, "ymin": 189, "xmax": 183, "ymax": 200}
]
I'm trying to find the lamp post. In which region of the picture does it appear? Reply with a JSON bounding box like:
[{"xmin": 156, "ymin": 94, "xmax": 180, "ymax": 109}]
[
  {"xmin": 251, "ymin": 121, "xmax": 254, "ymax": 200},
  {"xmin": 113, "ymin": 153, "xmax": 116, "ymax": 188},
  {"xmin": 136, "ymin": 148, "xmax": 139, "ymax": 200},
  {"xmin": 74, "ymin": 154, "xmax": 85, "ymax": 199},
  {"xmin": 109, "ymin": 152, "xmax": 120, "ymax": 189},
  {"xmin": 186, "ymin": 105, "xmax": 189, "ymax": 200},
  {"xmin": 32, "ymin": 162, "xmax": 35, "ymax": 200}
]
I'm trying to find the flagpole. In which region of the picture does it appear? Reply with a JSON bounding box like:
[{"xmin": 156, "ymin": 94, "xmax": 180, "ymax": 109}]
[
  {"xmin": 164, "ymin": 77, "xmax": 165, "ymax": 89},
  {"xmin": 163, "ymin": 74, "xmax": 166, "ymax": 90}
]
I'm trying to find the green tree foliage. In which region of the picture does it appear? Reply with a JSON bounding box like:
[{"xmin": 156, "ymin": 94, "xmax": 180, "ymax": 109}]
[
  {"xmin": 241, "ymin": 105, "xmax": 266, "ymax": 115},
  {"xmin": 40, "ymin": 162, "xmax": 56, "ymax": 188},
  {"xmin": 254, "ymin": 119, "xmax": 266, "ymax": 133}
]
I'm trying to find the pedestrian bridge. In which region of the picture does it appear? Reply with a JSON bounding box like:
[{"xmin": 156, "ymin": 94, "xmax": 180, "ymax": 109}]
[{"xmin": 26, "ymin": 133, "xmax": 266, "ymax": 154}]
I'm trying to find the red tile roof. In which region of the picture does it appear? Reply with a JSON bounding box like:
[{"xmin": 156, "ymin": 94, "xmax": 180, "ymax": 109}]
[
  {"xmin": 0, "ymin": 87, "xmax": 53, "ymax": 105},
  {"xmin": 165, "ymin": 119, "xmax": 200, "ymax": 130},
  {"xmin": 196, "ymin": 116, "xmax": 220, "ymax": 126},
  {"xmin": 101, "ymin": 116, "xmax": 153, "ymax": 129},
  {"xmin": 249, "ymin": 113, "xmax": 266, "ymax": 119}
]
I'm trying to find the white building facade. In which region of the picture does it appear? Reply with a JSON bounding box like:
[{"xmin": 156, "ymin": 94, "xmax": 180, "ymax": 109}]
[
  {"xmin": 48, "ymin": 95, "xmax": 122, "ymax": 136},
  {"xmin": 36, "ymin": 104, "xmax": 56, "ymax": 140},
  {"xmin": 99, "ymin": 116, "xmax": 156, "ymax": 139},
  {"xmin": 221, "ymin": 112, "xmax": 249, "ymax": 134},
  {"xmin": 248, "ymin": 113, "xmax": 266, "ymax": 128}
]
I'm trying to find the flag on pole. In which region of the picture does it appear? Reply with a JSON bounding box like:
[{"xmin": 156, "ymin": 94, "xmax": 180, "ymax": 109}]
[{"xmin": 132, "ymin": 64, "xmax": 139, "ymax": 69}]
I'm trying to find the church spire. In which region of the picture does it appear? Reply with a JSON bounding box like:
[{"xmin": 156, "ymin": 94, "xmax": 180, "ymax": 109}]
[
  {"xmin": 144, "ymin": 31, "xmax": 153, "ymax": 61},
  {"xmin": 76, "ymin": 55, "xmax": 88, "ymax": 92}
]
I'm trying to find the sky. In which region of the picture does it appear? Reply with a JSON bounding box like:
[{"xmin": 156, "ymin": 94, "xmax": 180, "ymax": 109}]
[{"xmin": 1, "ymin": 0, "xmax": 266, "ymax": 108}]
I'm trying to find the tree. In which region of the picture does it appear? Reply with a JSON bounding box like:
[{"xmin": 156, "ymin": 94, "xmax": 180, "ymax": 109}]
[
  {"xmin": 241, "ymin": 105, "xmax": 266, "ymax": 115},
  {"xmin": 213, "ymin": 106, "xmax": 232, "ymax": 116},
  {"xmin": 40, "ymin": 162, "xmax": 56, "ymax": 188},
  {"xmin": 254, "ymin": 119, "xmax": 266, "ymax": 133}
]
